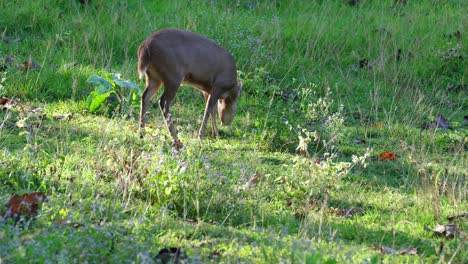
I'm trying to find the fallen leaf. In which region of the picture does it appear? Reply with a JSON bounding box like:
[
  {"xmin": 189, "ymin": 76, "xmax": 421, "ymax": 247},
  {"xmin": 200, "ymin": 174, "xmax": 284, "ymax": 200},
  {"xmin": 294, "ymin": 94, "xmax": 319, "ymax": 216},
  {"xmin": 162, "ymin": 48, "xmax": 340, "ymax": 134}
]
[
  {"xmin": 249, "ymin": 172, "xmax": 262, "ymax": 185},
  {"xmin": 378, "ymin": 151, "xmax": 398, "ymax": 160},
  {"xmin": 5, "ymin": 192, "xmax": 48, "ymax": 221},
  {"xmin": 424, "ymin": 224, "xmax": 458, "ymax": 239},
  {"xmin": 447, "ymin": 212, "xmax": 468, "ymax": 222},
  {"xmin": 19, "ymin": 60, "xmax": 41, "ymax": 71},
  {"xmin": 237, "ymin": 172, "xmax": 263, "ymax": 191},
  {"xmin": 371, "ymin": 121, "xmax": 384, "ymax": 128},
  {"xmin": 0, "ymin": 97, "xmax": 9, "ymax": 105},
  {"xmin": 378, "ymin": 246, "xmax": 417, "ymax": 255},
  {"xmin": 1, "ymin": 97, "xmax": 20, "ymax": 110},
  {"xmin": 54, "ymin": 113, "xmax": 73, "ymax": 121},
  {"xmin": 328, "ymin": 207, "xmax": 360, "ymax": 218},
  {"xmin": 155, "ymin": 247, "xmax": 186, "ymax": 264}
]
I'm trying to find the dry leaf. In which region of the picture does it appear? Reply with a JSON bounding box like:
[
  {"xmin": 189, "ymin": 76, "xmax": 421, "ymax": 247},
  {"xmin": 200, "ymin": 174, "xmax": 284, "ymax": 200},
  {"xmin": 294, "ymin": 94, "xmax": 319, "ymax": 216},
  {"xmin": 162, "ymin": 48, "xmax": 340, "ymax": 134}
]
[
  {"xmin": 447, "ymin": 212, "xmax": 468, "ymax": 222},
  {"xmin": 378, "ymin": 151, "xmax": 398, "ymax": 160},
  {"xmin": 237, "ymin": 173, "xmax": 263, "ymax": 191},
  {"xmin": 379, "ymin": 246, "xmax": 417, "ymax": 255},
  {"xmin": 371, "ymin": 121, "xmax": 384, "ymax": 128},
  {"xmin": 1, "ymin": 97, "xmax": 20, "ymax": 110},
  {"xmin": 329, "ymin": 207, "xmax": 360, "ymax": 218},
  {"xmin": 424, "ymin": 224, "xmax": 458, "ymax": 239},
  {"xmin": 249, "ymin": 172, "xmax": 262, "ymax": 185},
  {"xmin": 0, "ymin": 97, "xmax": 9, "ymax": 105},
  {"xmin": 54, "ymin": 113, "xmax": 73, "ymax": 121},
  {"xmin": 19, "ymin": 60, "xmax": 41, "ymax": 71},
  {"xmin": 5, "ymin": 192, "xmax": 48, "ymax": 221}
]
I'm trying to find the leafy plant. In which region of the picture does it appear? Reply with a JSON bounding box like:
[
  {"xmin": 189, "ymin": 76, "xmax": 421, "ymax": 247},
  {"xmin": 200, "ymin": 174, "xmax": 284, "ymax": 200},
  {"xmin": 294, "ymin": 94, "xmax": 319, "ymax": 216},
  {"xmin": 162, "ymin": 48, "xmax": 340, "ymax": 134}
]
[
  {"xmin": 86, "ymin": 71, "xmax": 141, "ymax": 115},
  {"xmin": 299, "ymin": 85, "xmax": 346, "ymax": 154}
]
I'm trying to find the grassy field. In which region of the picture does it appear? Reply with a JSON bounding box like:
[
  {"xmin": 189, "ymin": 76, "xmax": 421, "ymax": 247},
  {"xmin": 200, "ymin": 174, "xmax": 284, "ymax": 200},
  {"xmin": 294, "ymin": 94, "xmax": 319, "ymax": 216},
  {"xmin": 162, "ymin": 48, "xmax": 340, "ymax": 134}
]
[{"xmin": 1, "ymin": 0, "xmax": 467, "ymax": 263}]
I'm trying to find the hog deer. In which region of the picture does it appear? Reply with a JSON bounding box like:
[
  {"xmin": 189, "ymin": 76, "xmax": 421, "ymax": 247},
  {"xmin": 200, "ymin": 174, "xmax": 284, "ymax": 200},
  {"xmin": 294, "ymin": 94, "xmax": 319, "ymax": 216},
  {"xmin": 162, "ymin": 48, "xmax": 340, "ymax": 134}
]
[{"xmin": 138, "ymin": 29, "xmax": 241, "ymax": 148}]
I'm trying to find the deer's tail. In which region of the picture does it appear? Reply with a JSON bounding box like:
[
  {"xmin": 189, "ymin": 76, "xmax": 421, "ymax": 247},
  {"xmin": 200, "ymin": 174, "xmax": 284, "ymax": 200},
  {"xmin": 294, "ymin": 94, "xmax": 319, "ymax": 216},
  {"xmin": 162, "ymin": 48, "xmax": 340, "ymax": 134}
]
[{"xmin": 137, "ymin": 44, "xmax": 149, "ymax": 80}]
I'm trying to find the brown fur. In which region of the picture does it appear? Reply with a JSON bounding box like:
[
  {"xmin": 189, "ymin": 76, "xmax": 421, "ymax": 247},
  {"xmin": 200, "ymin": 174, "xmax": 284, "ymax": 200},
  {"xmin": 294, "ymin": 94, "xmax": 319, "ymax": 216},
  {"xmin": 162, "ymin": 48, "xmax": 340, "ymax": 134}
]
[{"xmin": 138, "ymin": 29, "xmax": 241, "ymax": 147}]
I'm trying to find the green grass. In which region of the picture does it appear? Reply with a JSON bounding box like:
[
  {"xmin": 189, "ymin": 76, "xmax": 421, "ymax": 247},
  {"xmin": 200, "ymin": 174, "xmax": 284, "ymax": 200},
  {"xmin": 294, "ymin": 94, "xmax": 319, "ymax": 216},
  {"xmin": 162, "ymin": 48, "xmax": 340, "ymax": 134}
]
[{"xmin": 1, "ymin": 0, "xmax": 467, "ymax": 263}]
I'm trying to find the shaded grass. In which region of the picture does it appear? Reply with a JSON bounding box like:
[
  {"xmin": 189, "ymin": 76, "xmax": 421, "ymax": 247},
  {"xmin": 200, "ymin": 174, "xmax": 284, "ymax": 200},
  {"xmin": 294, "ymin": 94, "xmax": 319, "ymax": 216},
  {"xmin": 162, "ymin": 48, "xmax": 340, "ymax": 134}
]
[{"xmin": 1, "ymin": 0, "xmax": 467, "ymax": 262}]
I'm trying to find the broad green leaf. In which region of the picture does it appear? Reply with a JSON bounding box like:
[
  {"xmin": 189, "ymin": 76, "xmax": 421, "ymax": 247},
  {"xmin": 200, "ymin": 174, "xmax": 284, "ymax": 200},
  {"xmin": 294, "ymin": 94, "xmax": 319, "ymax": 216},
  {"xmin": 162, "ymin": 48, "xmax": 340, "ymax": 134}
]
[
  {"xmin": 87, "ymin": 75, "xmax": 112, "ymax": 89},
  {"xmin": 114, "ymin": 79, "xmax": 140, "ymax": 91},
  {"xmin": 86, "ymin": 91, "xmax": 99, "ymax": 107},
  {"xmin": 89, "ymin": 92, "xmax": 111, "ymax": 112}
]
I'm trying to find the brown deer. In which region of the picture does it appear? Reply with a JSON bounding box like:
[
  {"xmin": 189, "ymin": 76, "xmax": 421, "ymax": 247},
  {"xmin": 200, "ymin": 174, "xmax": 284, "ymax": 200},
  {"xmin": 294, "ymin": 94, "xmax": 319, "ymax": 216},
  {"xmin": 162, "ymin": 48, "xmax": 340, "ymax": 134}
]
[{"xmin": 138, "ymin": 29, "xmax": 241, "ymax": 148}]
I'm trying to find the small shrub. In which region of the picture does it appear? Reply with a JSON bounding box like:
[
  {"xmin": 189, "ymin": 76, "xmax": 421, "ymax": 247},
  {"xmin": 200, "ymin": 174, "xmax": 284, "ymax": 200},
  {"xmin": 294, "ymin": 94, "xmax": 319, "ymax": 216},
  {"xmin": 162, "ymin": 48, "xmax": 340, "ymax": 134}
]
[
  {"xmin": 86, "ymin": 71, "xmax": 141, "ymax": 116},
  {"xmin": 298, "ymin": 85, "xmax": 346, "ymax": 154}
]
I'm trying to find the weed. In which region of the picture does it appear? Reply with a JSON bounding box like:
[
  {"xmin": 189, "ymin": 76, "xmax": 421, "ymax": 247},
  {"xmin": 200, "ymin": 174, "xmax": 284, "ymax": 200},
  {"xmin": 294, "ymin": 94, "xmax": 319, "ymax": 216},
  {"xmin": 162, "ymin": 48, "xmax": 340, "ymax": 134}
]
[{"xmin": 86, "ymin": 71, "xmax": 141, "ymax": 116}]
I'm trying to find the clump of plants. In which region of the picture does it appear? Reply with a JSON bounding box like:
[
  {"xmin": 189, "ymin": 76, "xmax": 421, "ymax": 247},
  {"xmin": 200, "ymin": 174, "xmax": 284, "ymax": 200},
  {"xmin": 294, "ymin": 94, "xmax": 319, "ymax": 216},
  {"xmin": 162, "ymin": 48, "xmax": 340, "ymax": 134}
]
[
  {"xmin": 289, "ymin": 85, "xmax": 371, "ymax": 214},
  {"xmin": 86, "ymin": 71, "xmax": 141, "ymax": 116}
]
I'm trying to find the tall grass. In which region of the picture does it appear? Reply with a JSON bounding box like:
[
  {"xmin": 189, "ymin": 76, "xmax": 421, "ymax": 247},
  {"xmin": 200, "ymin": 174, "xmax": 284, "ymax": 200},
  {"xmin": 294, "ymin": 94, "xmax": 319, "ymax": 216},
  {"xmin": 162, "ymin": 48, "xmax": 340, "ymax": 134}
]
[{"xmin": 1, "ymin": 0, "xmax": 467, "ymax": 262}]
